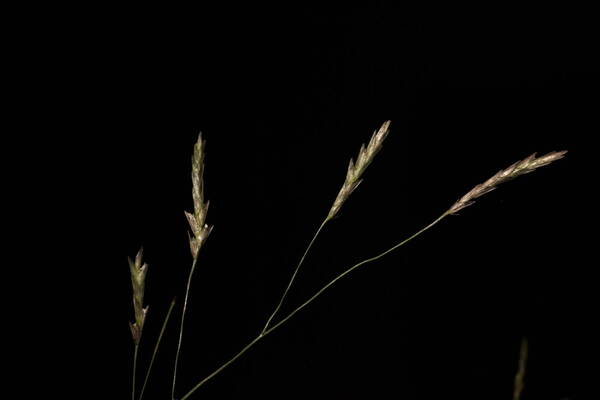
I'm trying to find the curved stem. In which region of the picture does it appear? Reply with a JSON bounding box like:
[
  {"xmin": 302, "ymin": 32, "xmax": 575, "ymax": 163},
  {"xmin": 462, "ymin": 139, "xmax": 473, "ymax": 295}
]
[
  {"xmin": 264, "ymin": 213, "xmax": 447, "ymax": 336},
  {"xmin": 261, "ymin": 218, "xmax": 329, "ymax": 334},
  {"xmin": 132, "ymin": 344, "xmax": 139, "ymax": 400},
  {"xmin": 139, "ymin": 298, "xmax": 177, "ymax": 400},
  {"xmin": 172, "ymin": 256, "xmax": 199, "ymax": 400},
  {"xmin": 179, "ymin": 213, "xmax": 447, "ymax": 400}
]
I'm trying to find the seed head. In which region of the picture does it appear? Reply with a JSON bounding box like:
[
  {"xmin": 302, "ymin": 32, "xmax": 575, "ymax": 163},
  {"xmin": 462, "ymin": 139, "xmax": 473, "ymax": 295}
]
[
  {"xmin": 448, "ymin": 150, "xmax": 567, "ymax": 215},
  {"xmin": 328, "ymin": 120, "xmax": 391, "ymax": 219},
  {"xmin": 186, "ymin": 133, "xmax": 213, "ymax": 258}
]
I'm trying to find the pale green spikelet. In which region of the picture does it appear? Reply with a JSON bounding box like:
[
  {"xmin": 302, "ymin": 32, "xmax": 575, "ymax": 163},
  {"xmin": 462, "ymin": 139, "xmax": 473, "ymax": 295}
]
[
  {"xmin": 185, "ymin": 133, "xmax": 213, "ymax": 258},
  {"xmin": 328, "ymin": 120, "xmax": 391, "ymax": 220}
]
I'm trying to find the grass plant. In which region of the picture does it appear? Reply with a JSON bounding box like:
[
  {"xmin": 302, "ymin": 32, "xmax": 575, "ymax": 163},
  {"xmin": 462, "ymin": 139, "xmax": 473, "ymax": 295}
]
[{"xmin": 126, "ymin": 122, "xmax": 566, "ymax": 399}]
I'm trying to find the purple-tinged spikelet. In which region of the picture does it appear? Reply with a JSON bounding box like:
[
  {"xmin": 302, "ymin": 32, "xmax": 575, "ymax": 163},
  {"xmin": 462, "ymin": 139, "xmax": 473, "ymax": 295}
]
[
  {"xmin": 448, "ymin": 151, "xmax": 567, "ymax": 215},
  {"xmin": 128, "ymin": 247, "xmax": 148, "ymax": 345}
]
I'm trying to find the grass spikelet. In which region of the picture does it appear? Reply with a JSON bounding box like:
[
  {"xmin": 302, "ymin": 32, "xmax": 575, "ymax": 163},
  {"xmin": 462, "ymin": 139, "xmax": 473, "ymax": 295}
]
[
  {"xmin": 328, "ymin": 120, "xmax": 391, "ymax": 220},
  {"xmin": 448, "ymin": 150, "xmax": 567, "ymax": 215},
  {"xmin": 185, "ymin": 133, "xmax": 213, "ymax": 258},
  {"xmin": 128, "ymin": 247, "xmax": 148, "ymax": 345}
]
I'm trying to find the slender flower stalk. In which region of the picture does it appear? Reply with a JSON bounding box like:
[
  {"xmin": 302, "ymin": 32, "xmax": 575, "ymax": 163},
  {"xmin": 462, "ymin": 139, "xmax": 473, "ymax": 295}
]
[
  {"xmin": 181, "ymin": 213, "xmax": 444, "ymax": 400},
  {"xmin": 128, "ymin": 248, "xmax": 148, "ymax": 400},
  {"xmin": 179, "ymin": 148, "xmax": 566, "ymax": 399},
  {"xmin": 260, "ymin": 219, "xmax": 327, "ymax": 335},
  {"xmin": 132, "ymin": 345, "xmax": 139, "ymax": 400},
  {"xmin": 139, "ymin": 298, "xmax": 177, "ymax": 400},
  {"xmin": 172, "ymin": 133, "xmax": 214, "ymax": 400},
  {"xmin": 261, "ymin": 121, "xmax": 392, "ymax": 334}
]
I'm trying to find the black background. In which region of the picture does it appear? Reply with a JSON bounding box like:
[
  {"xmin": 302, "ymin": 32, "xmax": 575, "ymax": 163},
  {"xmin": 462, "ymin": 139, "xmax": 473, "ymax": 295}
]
[{"xmin": 45, "ymin": 4, "xmax": 597, "ymax": 400}]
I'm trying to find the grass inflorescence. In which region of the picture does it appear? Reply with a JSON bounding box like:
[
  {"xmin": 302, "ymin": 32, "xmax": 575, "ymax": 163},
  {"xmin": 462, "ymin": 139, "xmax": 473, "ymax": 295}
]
[{"xmin": 125, "ymin": 121, "xmax": 566, "ymax": 400}]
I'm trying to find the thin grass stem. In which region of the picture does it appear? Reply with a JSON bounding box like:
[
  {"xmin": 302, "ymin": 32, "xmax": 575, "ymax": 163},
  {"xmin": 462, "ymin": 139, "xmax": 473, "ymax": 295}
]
[
  {"xmin": 179, "ymin": 213, "xmax": 447, "ymax": 399},
  {"xmin": 261, "ymin": 218, "xmax": 329, "ymax": 334},
  {"xmin": 179, "ymin": 335, "xmax": 263, "ymax": 400},
  {"xmin": 172, "ymin": 256, "xmax": 199, "ymax": 400},
  {"xmin": 132, "ymin": 344, "xmax": 139, "ymax": 400},
  {"xmin": 264, "ymin": 213, "xmax": 447, "ymax": 335},
  {"xmin": 139, "ymin": 298, "xmax": 177, "ymax": 400}
]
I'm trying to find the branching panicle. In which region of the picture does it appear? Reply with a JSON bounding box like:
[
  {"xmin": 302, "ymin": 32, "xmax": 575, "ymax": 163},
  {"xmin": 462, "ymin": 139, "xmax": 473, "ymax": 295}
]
[
  {"xmin": 448, "ymin": 150, "xmax": 567, "ymax": 215},
  {"xmin": 328, "ymin": 120, "xmax": 391, "ymax": 219},
  {"xmin": 128, "ymin": 247, "xmax": 149, "ymax": 345}
]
